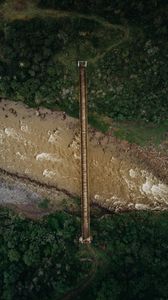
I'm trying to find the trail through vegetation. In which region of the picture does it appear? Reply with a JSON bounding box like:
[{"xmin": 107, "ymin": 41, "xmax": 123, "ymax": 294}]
[
  {"xmin": 0, "ymin": 0, "xmax": 167, "ymax": 122},
  {"xmin": 1, "ymin": 207, "xmax": 168, "ymax": 300},
  {"xmin": 0, "ymin": 2, "xmax": 129, "ymax": 65}
]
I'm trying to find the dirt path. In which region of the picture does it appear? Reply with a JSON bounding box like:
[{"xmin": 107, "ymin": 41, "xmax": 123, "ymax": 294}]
[
  {"xmin": 58, "ymin": 245, "xmax": 98, "ymax": 300},
  {"xmin": 0, "ymin": 4, "xmax": 129, "ymax": 65}
]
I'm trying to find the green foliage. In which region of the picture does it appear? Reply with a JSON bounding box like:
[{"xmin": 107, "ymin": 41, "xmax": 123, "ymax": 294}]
[
  {"xmin": 89, "ymin": 211, "xmax": 168, "ymax": 300},
  {"xmin": 38, "ymin": 198, "xmax": 50, "ymax": 209},
  {"xmin": 88, "ymin": 113, "xmax": 109, "ymax": 133},
  {"xmin": 0, "ymin": 208, "xmax": 87, "ymax": 300},
  {"xmin": 0, "ymin": 1, "xmax": 167, "ymax": 125},
  {"xmin": 113, "ymin": 120, "xmax": 168, "ymax": 146},
  {"xmin": 88, "ymin": 33, "xmax": 168, "ymax": 123},
  {"xmin": 38, "ymin": 0, "xmax": 167, "ymax": 22},
  {"xmin": 1, "ymin": 208, "xmax": 168, "ymax": 299}
]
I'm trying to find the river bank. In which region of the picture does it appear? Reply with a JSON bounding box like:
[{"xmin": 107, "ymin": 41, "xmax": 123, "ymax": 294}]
[{"xmin": 0, "ymin": 99, "xmax": 168, "ymax": 214}]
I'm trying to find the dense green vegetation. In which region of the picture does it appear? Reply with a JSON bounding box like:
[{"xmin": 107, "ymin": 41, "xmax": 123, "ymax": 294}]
[
  {"xmin": 0, "ymin": 0, "xmax": 167, "ymax": 124},
  {"xmin": 38, "ymin": 0, "xmax": 167, "ymax": 21},
  {"xmin": 0, "ymin": 208, "xmax": 90, "ymax": 300},
  {"xmin": 88, "ymin": 211, "xmax": 168, "ymax": 300},
  {"xmin": 1, "ymin": 207, "xmax": 168, "ymax": 300}
]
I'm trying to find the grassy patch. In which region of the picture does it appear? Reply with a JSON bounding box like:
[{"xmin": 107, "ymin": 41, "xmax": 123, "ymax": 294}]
[
  {"xmin": 113, "ymin": 120, "xmax": 168, "ymax": 146},
  {"xmin": 89, "ymin": 113, "xmax": 109, "ymax": 133}
]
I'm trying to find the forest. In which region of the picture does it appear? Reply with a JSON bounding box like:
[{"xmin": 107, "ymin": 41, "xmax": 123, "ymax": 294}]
[{"xmin": 1, "ymin": 208, "xmax": 168, "ymax": 300}]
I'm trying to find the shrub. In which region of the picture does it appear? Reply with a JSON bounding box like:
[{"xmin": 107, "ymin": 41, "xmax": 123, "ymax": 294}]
[
  {"xmin": 0, "ymin": 3, "xmax": 167, "ymax": 123},
  {"xmin": 88, "ymin": 212, "xmax": 168, "ymax": 300},
  {"xmin": 1, "ymin": 208, "xmax": 168, "ymax": 300},
  {"xmin": 0, "ymin": 209, "xmax": 86, "ymax": 300}
]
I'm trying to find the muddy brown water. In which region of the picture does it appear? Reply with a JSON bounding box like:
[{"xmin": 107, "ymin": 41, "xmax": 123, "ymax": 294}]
[{"xmin": 0, "ymin": 99, "xmax": 168, "ymax": 212}]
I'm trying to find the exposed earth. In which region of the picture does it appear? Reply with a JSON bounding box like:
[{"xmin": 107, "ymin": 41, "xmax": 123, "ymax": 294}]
[{"xmin": 0, "ymin": 99, "xmax": 168, "ymax": 217}]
